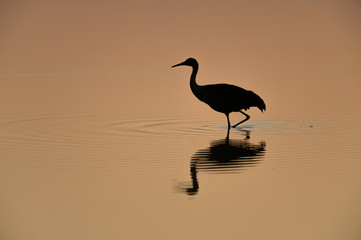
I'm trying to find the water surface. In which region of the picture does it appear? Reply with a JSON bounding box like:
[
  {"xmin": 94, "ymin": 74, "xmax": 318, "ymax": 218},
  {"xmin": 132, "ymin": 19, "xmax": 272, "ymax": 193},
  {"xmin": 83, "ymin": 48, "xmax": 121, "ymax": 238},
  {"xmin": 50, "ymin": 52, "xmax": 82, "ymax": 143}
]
[{"xmin": 1, "ymin": 1, "xmax": 361, "ymax": 240}]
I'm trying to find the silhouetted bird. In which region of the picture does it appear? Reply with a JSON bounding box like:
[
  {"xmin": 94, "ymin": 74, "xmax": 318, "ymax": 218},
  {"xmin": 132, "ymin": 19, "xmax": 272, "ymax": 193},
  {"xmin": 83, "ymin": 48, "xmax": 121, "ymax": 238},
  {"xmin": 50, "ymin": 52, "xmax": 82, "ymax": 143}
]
[{"xmin": 172, "ymin": 58, "xmax": 266, "ymax": 129}]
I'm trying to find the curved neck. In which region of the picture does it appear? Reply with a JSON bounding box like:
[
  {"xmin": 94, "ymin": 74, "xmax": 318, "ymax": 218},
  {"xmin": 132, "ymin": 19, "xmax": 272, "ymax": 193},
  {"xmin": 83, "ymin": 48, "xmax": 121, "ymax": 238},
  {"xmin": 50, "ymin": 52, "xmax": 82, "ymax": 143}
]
[{"xmin": 190, "ymin": 63, "xmax": 200, "ymax": 92}]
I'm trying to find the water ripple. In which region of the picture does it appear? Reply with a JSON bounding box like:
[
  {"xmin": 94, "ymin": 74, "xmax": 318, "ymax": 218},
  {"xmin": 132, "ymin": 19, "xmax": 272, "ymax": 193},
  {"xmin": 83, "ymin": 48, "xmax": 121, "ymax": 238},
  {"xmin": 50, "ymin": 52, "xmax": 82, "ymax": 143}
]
[{"xmin": 0, "ymin": 111, "xmax": 351, "ymax": 151}]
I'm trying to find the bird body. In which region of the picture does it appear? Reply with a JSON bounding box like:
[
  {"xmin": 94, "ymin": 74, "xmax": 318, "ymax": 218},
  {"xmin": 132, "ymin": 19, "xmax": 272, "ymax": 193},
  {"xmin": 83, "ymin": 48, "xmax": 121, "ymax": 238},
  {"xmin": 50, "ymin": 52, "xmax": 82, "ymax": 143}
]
[
  {"xmin": 172, "ymin": 58, "xmax": 266, "ymax": 130},
  {"xmin": 192, "ymin": 83, "xmax": 265, "ymax": 114}
]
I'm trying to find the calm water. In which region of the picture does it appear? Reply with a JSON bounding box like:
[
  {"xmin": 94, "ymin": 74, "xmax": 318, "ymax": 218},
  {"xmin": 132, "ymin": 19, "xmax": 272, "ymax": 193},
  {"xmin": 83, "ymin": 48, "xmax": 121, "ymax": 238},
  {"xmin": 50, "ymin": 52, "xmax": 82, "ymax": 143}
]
[
  {"xmin": 1, "ymin": 1, "xmax": 361, "ymax": 240},
  {"xmin": 1, "ymin": 91, "xmax": 361, "ymax": 240}
]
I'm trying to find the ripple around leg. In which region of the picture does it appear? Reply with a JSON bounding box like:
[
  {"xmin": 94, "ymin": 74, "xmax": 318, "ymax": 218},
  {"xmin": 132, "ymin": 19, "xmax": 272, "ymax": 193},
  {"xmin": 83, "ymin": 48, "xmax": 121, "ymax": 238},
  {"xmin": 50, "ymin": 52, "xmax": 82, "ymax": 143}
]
[{"xmin": 1, "ymin": 110, "xmax": 342, "ymax": 148}]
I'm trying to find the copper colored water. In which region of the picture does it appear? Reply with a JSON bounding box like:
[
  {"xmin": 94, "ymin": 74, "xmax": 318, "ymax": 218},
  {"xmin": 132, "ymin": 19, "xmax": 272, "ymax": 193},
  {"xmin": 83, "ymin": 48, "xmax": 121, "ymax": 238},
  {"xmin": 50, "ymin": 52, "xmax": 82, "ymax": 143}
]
[{"xmin": 1, "ymin": 1, "xmax": 361, "ymax": 240}]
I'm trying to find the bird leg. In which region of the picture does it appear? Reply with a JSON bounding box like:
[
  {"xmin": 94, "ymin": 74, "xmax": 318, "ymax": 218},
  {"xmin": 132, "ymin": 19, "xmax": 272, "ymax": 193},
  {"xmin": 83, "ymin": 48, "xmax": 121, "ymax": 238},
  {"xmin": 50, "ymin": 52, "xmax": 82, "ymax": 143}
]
[
  {"xmin": 225, "ymin": 113, "xmax": 231, "ymax": 139},
  {"xmin": 226, "ymin": 113, "xmax": 231, "ymax": 130},
  {"xmin": 232, "ymin": 111, "xmax": 250, "ymax": 128}
]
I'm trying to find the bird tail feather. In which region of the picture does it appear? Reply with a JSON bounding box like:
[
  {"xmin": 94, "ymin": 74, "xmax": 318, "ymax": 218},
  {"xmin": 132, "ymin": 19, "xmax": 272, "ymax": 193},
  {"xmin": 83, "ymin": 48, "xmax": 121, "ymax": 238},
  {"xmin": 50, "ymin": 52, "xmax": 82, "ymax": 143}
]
[
  {"xmin": 253, "ymin": 93, "xmax": 266, "ymax": 112},
  {"xmin": 258, "ymin": 98, "xmax": 266, "ymax": 112}
]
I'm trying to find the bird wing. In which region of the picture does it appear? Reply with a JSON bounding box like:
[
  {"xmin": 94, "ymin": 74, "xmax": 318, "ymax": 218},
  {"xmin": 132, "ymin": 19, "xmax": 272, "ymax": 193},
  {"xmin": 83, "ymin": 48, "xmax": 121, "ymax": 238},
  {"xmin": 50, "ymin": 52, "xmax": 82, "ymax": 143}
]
[
  {"xmin": 197, "ymin": 83, "xmax": 265, "ymax": 112},
  {"xmin": 198, "ymin": 84, "xmax": 250, "ymax": 112}
]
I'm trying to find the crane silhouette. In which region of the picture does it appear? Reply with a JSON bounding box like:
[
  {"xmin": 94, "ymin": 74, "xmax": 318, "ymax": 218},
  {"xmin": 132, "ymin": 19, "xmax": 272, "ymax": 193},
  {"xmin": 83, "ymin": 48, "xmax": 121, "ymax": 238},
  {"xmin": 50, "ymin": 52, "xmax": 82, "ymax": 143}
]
[{"xmin": 172, "ymin": 58, "xmax": 266, "ymax": 130}]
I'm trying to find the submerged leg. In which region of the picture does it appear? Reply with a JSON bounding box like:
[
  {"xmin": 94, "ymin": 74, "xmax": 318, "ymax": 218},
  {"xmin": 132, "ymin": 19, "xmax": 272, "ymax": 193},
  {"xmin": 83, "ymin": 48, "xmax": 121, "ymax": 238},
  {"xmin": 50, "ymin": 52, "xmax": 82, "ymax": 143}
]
[
  {"xmin": 232, "ymin": 111, "xmax": 250, "ymax": 128},
  {"xmin": 226, "ymin": 113, "xmax": 231, "ymax": 139},
  {"xmin": 226, "ymin": 127, "xmax": 230, "ymax": 141}
]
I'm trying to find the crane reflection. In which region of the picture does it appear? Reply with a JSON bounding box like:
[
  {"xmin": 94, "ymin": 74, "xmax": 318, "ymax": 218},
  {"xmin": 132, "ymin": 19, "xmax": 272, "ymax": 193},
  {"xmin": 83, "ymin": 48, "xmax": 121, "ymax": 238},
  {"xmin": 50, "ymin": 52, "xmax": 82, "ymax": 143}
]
[{"xmin": 177, "ymin": 132, "xmax": 266, "ymax": 195}]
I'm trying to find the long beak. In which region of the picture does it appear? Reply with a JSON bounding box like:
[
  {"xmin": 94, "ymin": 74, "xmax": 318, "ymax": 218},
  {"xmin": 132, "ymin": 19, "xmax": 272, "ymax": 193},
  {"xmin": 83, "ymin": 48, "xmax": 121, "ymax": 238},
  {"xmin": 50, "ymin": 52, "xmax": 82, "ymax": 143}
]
[{"xmin": 171, "ymin": 62, "xmax": 185, "ymax": 68}]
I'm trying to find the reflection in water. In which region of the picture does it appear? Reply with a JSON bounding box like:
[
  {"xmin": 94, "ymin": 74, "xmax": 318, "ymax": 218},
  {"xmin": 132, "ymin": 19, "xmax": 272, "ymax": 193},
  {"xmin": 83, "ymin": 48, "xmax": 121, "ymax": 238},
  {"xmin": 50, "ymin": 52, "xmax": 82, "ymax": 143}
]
[{"xmin": 177, "ymin": 132, "xmax": 266, "ymax": 195}]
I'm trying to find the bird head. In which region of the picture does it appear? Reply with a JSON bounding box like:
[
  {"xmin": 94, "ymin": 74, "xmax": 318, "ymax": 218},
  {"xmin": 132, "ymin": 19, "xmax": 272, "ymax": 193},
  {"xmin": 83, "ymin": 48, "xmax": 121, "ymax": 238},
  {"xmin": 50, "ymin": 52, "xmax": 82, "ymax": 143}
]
[{"xmin": 171, "ymin": 58, "xmax": 198, "ymax": 68}]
